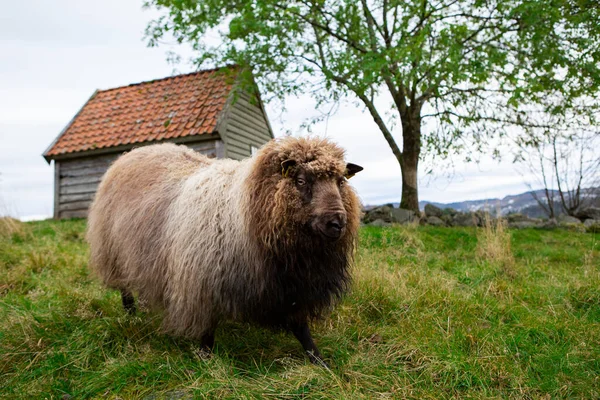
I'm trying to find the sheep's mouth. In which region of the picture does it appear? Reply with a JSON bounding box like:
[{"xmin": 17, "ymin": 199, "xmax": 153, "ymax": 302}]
[{"xmin": 317, "ymin": 226, "xmax": 345, "ymax": 241}]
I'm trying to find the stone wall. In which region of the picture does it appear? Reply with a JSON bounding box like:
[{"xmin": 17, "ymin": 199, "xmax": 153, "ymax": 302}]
[{"xmin": 362, "ymin": 204, "xmax": 600, "ymax": 233}]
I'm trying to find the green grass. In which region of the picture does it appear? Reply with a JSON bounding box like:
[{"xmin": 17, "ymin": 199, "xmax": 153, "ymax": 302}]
[{"xmin": 1, "ymin": 219, "xmax": 599, "ymax": 399}]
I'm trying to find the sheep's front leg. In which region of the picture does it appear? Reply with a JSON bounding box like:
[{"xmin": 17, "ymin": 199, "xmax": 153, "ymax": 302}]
[
  {"xmin": 201, "ymin": 331, "xmax": 215, "ymax": 351},
  {"xmin": 120, "ymin": 289, "xmax": 136, "ymax": 315},
  {"xmin": 194, "ymin": 329, "xmax": 216, "ymax": 359},
  {"xmin": 290, "ymin": 322, "xmax": 329, "ymax": 368}
]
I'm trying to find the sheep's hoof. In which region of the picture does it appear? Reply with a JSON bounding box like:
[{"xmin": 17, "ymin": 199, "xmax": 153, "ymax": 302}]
[
  {"xmin": 120, "ymin": 289, "xmax": 136, "ymax": 315},
  {"xmin": 194, "ymin": 332, "xmax": 215, "ymax": 360},
  {"xmin": 307, "ymin": 352, "xmax": 331, "ymax": 369},
  {"xmin": 195, "ymin": 348, "xmax": 212, "ymax": 360}
]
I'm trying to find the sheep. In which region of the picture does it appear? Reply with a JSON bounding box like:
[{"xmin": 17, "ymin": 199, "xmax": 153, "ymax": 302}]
[{"xmin": 86, "ymin": 136, "xmax": 363, "ymax": 364}]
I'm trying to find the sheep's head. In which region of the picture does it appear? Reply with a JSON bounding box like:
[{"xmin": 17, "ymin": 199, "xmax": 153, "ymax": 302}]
[
  {"xmin": 248, "ymin": 137, "xmax": 363, "ymax": 249},
  {"xmin": 280, "ymin": 158, "xmax": 362, "ymax": 240}
]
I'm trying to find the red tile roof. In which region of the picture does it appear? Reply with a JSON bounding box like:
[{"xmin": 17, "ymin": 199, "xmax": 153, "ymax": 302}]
[{"xmin": 44, "ymin": 67, "xmax": 237, "ymax": 158}]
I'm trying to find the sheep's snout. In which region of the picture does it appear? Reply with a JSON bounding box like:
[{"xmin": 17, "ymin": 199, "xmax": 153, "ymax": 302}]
[{"xmin": 313, "ymin": 210, "xmax": 347, "ymax": 240}]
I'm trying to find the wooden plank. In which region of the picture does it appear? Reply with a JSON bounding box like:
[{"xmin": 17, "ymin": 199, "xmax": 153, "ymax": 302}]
[
  {"xmin": 227, "ymin": 151, "xmax": 246, "ymax": 161},
  {"xmin": 61, "ymin": 155, "xmax": 117, "ymax": 171},
  {"xmin": 226, "ymin": 139, "xmax": 252, "ymax": 155},
  {"xmin": 187, "ymin": 140, "xmax": 216, "ymax": 151},
  {"xmin": 229, "ymin": 108, "xmax": 269, "ymax": 134},
  {"xmin": 231, "ymin": 97, "xmax": 270, "ymax": 126},
  {"xmin": 225, "ymin": 123, "xmax": 270, "ymax": 159},
  {"xmin": 228, "ymin": 122, "xmax": 271, "ymax": 145},
  {"xmin": 227, "ymin": 110, "xmax": 270, "ymax": 135},
  {"xmin": 232, "ymin": 94, "xmax": 271, "ymax": 121},
  {"xmin": 226, "ymin": 141, "xmax": 248, "ymax": 155},
  {"xmin": 61, "ymin": 192, "xmax": 96, "ymax": 203},
  {"xmin": 190, "ymin": 147, "xmax": 217, "ymax": 155},
  {"xmin": 226, "ymin": 146, "xmax": 250, "ymax": 160},
  {"xmin": 53, "ymin": 161, "xmax": 61, "ymax": 219},
  {"xmin": 227, "ymin": 136, "xmax": 253, "ymax": 152},
  {"xmin": 215, "ymin": 140, "xmax": 225, "ymax": 159},
  {"xmin": 199, "ymin": 149, "xmax": 217, "ymax": 158},
  {"xmin": 228, "ymin": 124, "xmax": 270, "ymax": 147},
  {"xmin": 60, "ymin": 209, "xmax": 88, "ymax": 219},
  {"xmin": 237, "ymin": 91, "xmax": 274, "ymax": 138},
  {"xmin": 230, "ymin": 105, "xmax": 269, "ymax": 130},
  {"xmin": 60, "ymin": 183, "xmax": 100, "ymax": 195},
  {"xmin": 61, "ymin": 174, "xmax": 104, "ymax": 187},
  {"xmin": 236, "ymin": 92, "xmax": 263, "ymax": 108},
  {"xmin": 227, "ymin": 119, "xmax": 271, "ymax": 144},
  {"xmin": 60, "ymin": 166, "xmax": 109, "ymax": 178},
  {"xmin": 189, "ymin": 147, "xmax": 217, "ymax": 157},
  {"xmin": 59, "ymin": 201, "xmax": 92, "ymax": 212}
]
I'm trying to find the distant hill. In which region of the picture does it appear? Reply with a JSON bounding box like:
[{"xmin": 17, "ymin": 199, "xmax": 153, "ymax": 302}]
[{"xmin": 418, "ymin": 188, "xmax": 599, "ymax": 217}]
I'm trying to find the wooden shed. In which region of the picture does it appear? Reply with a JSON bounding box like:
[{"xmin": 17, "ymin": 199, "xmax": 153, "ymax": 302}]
[{"xmin": 43, "ymin": 66, "xmax": 274, "ymax": 219}]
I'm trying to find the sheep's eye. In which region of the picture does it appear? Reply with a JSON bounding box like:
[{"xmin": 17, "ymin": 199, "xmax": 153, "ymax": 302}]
[
  {"xmin": 338, "ymin": 178, "xmax": 346, "ymax": 187},
  {"xmin": 296, "ymin": 178, "xmax": 306, "ymax": 186}
]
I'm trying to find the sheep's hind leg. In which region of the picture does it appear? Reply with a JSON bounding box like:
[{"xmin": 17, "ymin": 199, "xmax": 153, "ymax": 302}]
[
  {"xmin": 194, "ymin": 329, "xmax": 216, "ymax": 359},
  {"xmin": 201, "ymin": 331, "xmax": 215, "ymax": 351},
  {"xmin": 291, "ymin": 322, "xmax": 330, "ymax": 368},
  {"xmin": 120, "ymin": 289, "xmax": 136, "ymax": 315}
]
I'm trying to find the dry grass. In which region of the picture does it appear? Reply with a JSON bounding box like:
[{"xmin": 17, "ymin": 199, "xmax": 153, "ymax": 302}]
[
  {"xmin": 476, "ymin": 214, "xmax": 515, "ymax": 275},
  {"xmin": 0, "ymin": 217, "xmax": 27, "ymax": 239}
]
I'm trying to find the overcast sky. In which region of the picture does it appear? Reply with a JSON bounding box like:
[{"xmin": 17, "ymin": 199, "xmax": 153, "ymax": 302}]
[{"xmin": 0, "ymin": 0, "xmax": 533, "ymax": 220}]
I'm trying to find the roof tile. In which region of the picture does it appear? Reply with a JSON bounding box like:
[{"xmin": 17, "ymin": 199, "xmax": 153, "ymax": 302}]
[{"xmin": 45, "ymin": 67, "xmax": 236, "ymax": 157}]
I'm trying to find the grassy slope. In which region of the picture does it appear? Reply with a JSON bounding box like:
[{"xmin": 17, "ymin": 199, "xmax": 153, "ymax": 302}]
[{"xmin": 0, "ymin": 219, "xmax": 599, "ymax": 399}]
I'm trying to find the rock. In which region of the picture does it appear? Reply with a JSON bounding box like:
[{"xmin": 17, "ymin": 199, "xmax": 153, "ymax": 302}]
[
  {"xmin": 442, "ymin": 207, "xmax": 458, "ymax": 217},
  {"xmin": 440, "ymin": 214, "xmax": 454, "ymax": 225},
  {"xmin": 560, "ymin": 222, "xmax": 586, "ymax": 233},
  {"xmin": 452, "ymin": 212, "xmax": 478, "ymax": 227},
  {"xmin": 363, "ymin": 206, "xmax": 418, "ymax": 225},
  {"xmin": 558, "ymin": 215, "xmax": 582, "ymax": 224},
  {"xmin": 424, "ymin": 203, "xmax": 443, "ymax": 218},
  {"xmin": 363, "ymin": 205, "xmax": 393, "ymax": 223},
  {"xmin": 584, "ymin": 218, "xmax": 600, "ymax": 233},
  {"xmin": 505, "ymin": 213, "xmax": 543, "ymax": 228},
  {"xmin": 508, "ymin": 221, "xmax": 541, "ymax": 229},
  {"xmin": 474, "ymin": 211, "xmax": 493, "ymax": 227},
  {"xmin": 506, "ymin": 213, "xmax": 533, "ymax": 223},
  {"xmin": 575, "ymin": 207, "xmax": 600, "ymax": 221},
  {"xmin": 426, "ymin": 216, "xmax": 446, "ymax": 226},
  {"xmin": 368, "ymin": 219, "xmax": 391, "ymax": 227},
  {"xmin": 541, "ymin": 218, "xmax": 559, "ymax": 229},
  {"xmin": 390, "ymin": 208, "xmax": 417, "ymax": 224}
]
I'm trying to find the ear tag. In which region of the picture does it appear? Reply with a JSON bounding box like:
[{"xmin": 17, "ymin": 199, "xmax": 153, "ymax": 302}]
[{"xmin": 281, "ymin": 159, "xmax": 296, "ymax": 178}]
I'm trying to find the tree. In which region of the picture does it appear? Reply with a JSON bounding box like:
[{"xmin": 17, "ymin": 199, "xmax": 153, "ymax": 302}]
[
  {"xmin": 519, "ymin": 130, "xmax": 600, "ymax": 219},
  {"xmin": 145, "ymin": 0, "xmax": 600, "ymax": 212},
  {"xmin": 520, "ymin": 142, "xmax": 558, "ymax": 219}
]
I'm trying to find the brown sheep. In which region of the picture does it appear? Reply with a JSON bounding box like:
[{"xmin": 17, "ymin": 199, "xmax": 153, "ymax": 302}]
[{"xmin": 86, "ymin": 136, "xmax": 363, "ymax": 365}]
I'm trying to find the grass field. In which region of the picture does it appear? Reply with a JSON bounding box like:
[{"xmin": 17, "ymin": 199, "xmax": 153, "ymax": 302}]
[{"xmin": 1, "ymin": 218, "xmax": 599, "ymax": 399}]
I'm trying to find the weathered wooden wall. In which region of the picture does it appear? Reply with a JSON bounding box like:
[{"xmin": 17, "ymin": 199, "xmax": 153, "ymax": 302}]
[
  {"xmin": 54, "ymin": 140, "xmax": 219, "ymax": 219},
  {"xmin": 223, "ymin": 92, "xmax": 273, "ymax": 160}
]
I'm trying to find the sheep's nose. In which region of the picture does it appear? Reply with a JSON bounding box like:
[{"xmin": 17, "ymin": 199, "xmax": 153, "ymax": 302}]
[
  {"xmin": 324, "ymin": 212, "xmax": 347, "ymax": 238},
  {"xmin": 327, "ymin": 219, "xmax": 345, "ymax": 231}
]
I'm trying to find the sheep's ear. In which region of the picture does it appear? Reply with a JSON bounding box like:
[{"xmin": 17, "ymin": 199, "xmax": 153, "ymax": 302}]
[
  {"xmin": 281, "ymin": 159, "xmax": 296, "ymax": 177},
  {"xmin": 345, "ymin": 163, "xmax": 363, "ymax": 179}
]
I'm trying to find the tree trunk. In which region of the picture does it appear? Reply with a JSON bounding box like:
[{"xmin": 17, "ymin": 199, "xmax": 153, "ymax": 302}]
[
  {"xmin": 400, "ymin": 157, "xmax": 419, "ymax": 212},
  {"xmin": 399, "ymin": 113, "xmax": 421, "ymax": 212}
]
